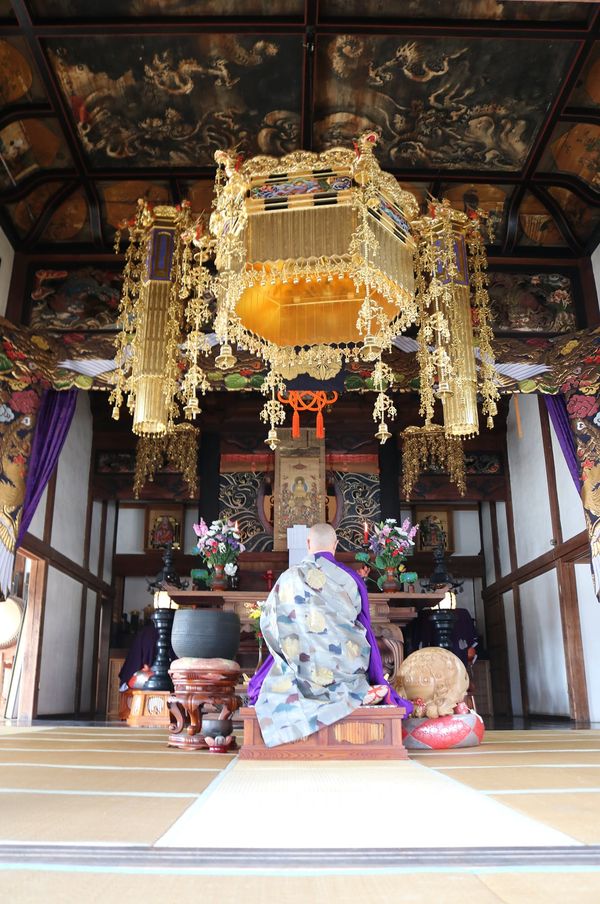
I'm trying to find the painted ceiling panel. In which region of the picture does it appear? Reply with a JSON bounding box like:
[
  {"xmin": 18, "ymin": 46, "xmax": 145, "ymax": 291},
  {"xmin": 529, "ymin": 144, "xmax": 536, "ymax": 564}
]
[
  {"xmin": 28, "ymin": 0, "xmax": 304, "ymax": 17},
  {"xmin": 568, "ymin": 40, "xmax": 600, "ymax": 109},
  {"xmin": 519, "ymin": 192, "xmax": 568, "ymax": 247},
  {"xmin": 45, "ymin": 34, "xmax": 304, "ymax": 168},
  {"xmin": 442, "ymin": 183, "xmax": 512, "ymax": 246},
  {"xmin": 539, "ymin": 122, "xmax": 600, "ymax": 193},
  {"xmin": 0, "ymin": 118, "xmax": 72, "ymax": 190},
  {"xmin": 0, "ymin": 5, "xmax": 597, "ymax": 254},
  {"xmin": 313, "ymin": 35, "xmax": 576, "ymax": 171},
  {"xmin": 0, "ymin": 37, "xmax": 47, "ymax": 108},
  {"xmin": 39, "ymin": 187, "xmax": 90, "ymax": 242},
  {"xmin": 6, "ymin": 179, "xmax": 63, "ymax": 237},
  {"xmin": 318, "ymin": 1, "xmax": 591, "ymax": 23},
  {"xmin": 547, "ymin": 185, "xmax": 600, "ymax": 243},
  {"xmin": 98, "ymin": 180, "xmax": 171, "ymax": 240}
]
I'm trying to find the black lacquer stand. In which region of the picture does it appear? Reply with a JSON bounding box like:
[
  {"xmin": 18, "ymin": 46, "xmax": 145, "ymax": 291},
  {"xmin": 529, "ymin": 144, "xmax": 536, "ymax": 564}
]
[{"xmin": 145, "ymin": 608, "xmax": 175, "ymax": 692}]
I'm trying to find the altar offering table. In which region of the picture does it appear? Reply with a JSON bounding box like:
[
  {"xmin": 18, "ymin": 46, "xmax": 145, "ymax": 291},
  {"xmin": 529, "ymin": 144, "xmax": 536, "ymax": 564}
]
[{"xmin": 167, "ymin": 589, "xmax": 445, "ymax": 679}]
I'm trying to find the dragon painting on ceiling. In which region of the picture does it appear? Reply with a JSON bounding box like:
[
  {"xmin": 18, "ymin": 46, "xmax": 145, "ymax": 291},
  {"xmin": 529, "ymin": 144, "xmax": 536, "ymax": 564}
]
[
  {"xmin": 319, "ymin": 1, "xmax": 589, "ymax": 22},
  {"xmin": 47, "ymin": 34, "xmax": 303, "ymax": 168},
  {"xmin": 314, "ymin": 35, "xmax": 575, "ymax": 170}
]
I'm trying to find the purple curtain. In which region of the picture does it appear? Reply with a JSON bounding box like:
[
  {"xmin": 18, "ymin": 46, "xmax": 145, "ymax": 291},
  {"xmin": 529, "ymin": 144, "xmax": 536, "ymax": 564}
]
[
  {"xmin": 544, "ymin": 394, "xmax": 580, "ymax": 491},
  {"xmin": 17, "ymin": 389, "xmax": 78, "ymax": 547}
]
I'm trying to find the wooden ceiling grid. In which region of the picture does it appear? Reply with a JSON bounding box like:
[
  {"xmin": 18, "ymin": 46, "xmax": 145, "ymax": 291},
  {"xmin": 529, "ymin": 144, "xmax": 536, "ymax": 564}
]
[{"xmin": 0, "ymin": 1, "xmax": 598, "ymax": 257}]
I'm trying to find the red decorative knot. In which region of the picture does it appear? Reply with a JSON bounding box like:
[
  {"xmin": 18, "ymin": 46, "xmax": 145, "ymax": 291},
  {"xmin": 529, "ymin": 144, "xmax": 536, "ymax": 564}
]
[
  {"xmin": 234, "ymin": 153, "xmax": 244, "ymax": 171},
  {"xmin": 277, "ymin": 390, "xmax": 339, "ymax": 440}
]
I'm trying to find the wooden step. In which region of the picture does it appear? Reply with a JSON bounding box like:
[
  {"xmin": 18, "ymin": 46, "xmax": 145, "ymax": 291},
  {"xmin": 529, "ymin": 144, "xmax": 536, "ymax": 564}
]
[{"xmin": 238, "ymin": 705, "xmax": 408, "ymax": 760}]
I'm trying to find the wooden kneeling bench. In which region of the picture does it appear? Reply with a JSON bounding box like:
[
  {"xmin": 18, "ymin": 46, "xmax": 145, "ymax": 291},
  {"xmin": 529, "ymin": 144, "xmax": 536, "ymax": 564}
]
[{"xmin": 238, "ymin": 705, "xmax": 408, "ymax": 760}]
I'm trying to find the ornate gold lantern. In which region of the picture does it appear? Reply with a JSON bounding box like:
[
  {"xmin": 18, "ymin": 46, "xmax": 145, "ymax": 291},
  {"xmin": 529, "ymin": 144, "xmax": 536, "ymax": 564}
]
[
  {"xmin": 112, "ymin": 134, "xmax": 498, "ymax": 452},
  {"xmin": 111, "ymin": 202, "xmax": 203, "ymax": 435},
  {"xmin": 414, "ymin": 200, "xmax": 498, "ymax": 439}
]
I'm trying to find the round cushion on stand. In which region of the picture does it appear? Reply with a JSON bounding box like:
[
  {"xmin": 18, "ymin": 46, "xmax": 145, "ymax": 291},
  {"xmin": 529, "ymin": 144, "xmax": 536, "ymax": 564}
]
[
  {"xmin": 402, "ymin": 711, "xmax": 485, "ymax": 750},
  {"xmin": 170, "ymin": 657, "xmax": 240, "ymax": 671}
]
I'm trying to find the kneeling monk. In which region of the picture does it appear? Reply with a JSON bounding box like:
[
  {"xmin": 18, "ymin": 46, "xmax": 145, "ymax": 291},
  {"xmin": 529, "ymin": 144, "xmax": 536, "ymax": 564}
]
[{"xmin": 248, "ymin": 523, "xmax": 412, "ymax": 747}]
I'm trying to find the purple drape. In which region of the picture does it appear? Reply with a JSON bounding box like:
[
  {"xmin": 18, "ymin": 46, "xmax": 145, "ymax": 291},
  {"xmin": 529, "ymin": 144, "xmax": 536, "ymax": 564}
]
[
  {"xmin": 248, "ymin": 550, "xmax": 413, "ymax": 714},
  {"xmin": 17, "ymin": 389, "xmax": 78, "ymax": 547},
  {"xmin": 544, "ymin": 394, "xmax": 580, "ymax": 491}
]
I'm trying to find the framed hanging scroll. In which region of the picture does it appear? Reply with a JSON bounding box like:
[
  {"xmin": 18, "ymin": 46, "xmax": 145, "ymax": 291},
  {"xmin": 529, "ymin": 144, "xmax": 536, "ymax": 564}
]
[{"xmin": 273, "ymin": 428, "xmax": 326, "ymax": 551}]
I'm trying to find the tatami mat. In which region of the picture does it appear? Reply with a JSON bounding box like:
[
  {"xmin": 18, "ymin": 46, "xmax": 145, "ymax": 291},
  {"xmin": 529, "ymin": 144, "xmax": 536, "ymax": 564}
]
[
  {"xmin": 0, "ymin": 870, "xmax": 562, "ymax": 904},
  {"xmin": 0, "ymin": 764, "xmax": 220, "ymax": 793},
  {"xmin": 487, "ymin": 792, "xmax": 600, "ymax": 845},
  {"xmin": 411, "ymin": 729, "xmax": 600, "ymax": 845},
  {"xmin": 1, "ymin": 792, "xmax": 197, "ymax": 844},
  {"xmin": 156, "ymin": 758, "xmax": 578, "ymax": 849},
  {"xmin": 0, "ymin": 725, "xmax": 234, "ymax": 845}
]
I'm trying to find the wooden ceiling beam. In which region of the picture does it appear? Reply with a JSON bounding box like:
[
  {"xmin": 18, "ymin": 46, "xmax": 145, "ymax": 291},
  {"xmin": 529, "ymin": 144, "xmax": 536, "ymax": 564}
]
[
  {"xmin": 0, "ymin": 103, "xmax": 53, "ymax": 130},
  {"xmin": 0, "ymin": 169, "xmax": 79, "ymax": 205}
]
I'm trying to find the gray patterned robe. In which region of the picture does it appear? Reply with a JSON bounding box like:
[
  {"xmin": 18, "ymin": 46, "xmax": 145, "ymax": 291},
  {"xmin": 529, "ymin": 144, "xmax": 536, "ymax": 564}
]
[{"xmin": 255, "ymin": 554, "xmax": 371, "ymax": 747}]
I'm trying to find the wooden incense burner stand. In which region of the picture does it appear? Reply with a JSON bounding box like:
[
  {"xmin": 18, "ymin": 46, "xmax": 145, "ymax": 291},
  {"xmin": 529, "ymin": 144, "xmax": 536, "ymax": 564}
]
[{"xmin": 167, "ymin": 659, "xmax": 242, "ymax": 751}]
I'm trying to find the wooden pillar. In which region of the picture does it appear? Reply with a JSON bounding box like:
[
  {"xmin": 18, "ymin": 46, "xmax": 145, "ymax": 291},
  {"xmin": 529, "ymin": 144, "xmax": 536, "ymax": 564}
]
[
  {"xmin": 16, "ymin": 554, "xmax": 47, "ymax": 721},
  {"xmin": 378, "ymin": 433, "xmax": 400, "ymax": 521},
  {"xmin": 199, "ymin": 431, "xmax": 221, "ymax": 524}
]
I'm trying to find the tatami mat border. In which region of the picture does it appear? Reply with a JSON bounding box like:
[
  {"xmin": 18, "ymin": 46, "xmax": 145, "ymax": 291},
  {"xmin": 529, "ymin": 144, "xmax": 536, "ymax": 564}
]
[{"xmin": 1, "ymin": 844, "xmax": 600, "ymax": 870}]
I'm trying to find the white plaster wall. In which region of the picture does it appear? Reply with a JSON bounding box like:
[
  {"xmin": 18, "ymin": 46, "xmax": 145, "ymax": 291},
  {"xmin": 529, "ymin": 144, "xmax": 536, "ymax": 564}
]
[
  {"xmin": 27, "ymin": 485, "xmax": 47, "ymax": 540},
  {"xmin": 79, "ymin": 588, "xmax": 97, "ymax": 713},
  {"xmin": 502, "ymin": 589, "xmax": 523, "ymax": 717},
  {"xmin": 51, "ymin": 392, "xmax": 92, "ymax": 565},
  {"xmin": 116, "ymin": 507, "xmax": 145, "ymax": 554},
  {"xmin": 473, "ymin": 577, "xmax": 485, "ymax": 648},
  {"xmin": 123, "ymin": 576, "xmax": 154, "ymax": 619},
  {"xmin": 495, "ymin": 501, "xmax": 512, "ymax": 577},
  {"xmin": 184, "ymin": 505, "xmax": 200, "ymax": 554},
  {"xmin": 103, "ymin": 501, "xmax": 116, "ymax": 584},
  {"xmin": 88, "ymin": 501, "xmax": 103, "ymax": 577},
  {"xmin": 575, "ymin": 563, "xmax": 600, "ymax": 723},
  {"xmin": 452, "ymin": 509, "xmax": 480, "ymax": 555},
  {"xmin": 549, "ymin": 419, "xmax": 586, "ymax": 541},
  {"xmin": 0, "ymin": 225, "xmax": 14, "ymax": 317},
  {"xmin": 507, "ymin": 395, "xmax": 554, "ymax": 566},
  {"xmin": 37, "ymin": 567, "xmax": 82, "ymax": 715},
  {"xmin": 456, "ymin": 577, "xmax": 475, "ymax": 621},
  {"xmin": 480, "ymin": 502, "xmax": 495, "ymax": 587},
  {"xmin": 519, "ymin": 568, "xmax": 569, "ymax": 716}
]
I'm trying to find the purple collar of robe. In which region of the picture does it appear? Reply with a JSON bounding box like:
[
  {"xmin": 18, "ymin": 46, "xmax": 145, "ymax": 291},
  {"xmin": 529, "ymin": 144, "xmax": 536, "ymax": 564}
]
[{"xmin": 247, "ymin": 550, "xmax": 412, "ymax": 714}]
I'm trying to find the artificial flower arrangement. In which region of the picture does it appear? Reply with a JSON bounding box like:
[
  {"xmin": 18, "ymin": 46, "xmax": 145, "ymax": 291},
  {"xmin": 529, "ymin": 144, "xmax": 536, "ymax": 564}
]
[
  {"xmin": 192, "ymin": 518, "xmax": 246, "ymax": 573},
  {"xmin": 244, "ymin": 599, "xmax": 264, "ymax": 640},
  {"xmin": 243, "ymin": 599, "xmax": 266, "ymax": 669},
  {"xmin": 356, "ymin": 517, "xmax": 419, "ymax": 591}
]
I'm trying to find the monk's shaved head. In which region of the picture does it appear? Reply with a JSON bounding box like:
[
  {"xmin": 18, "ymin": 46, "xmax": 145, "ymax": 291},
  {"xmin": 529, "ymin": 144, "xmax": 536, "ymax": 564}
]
[{"xmin": 307, "ymin": 522, "xmax": 337, "ymax": 554}]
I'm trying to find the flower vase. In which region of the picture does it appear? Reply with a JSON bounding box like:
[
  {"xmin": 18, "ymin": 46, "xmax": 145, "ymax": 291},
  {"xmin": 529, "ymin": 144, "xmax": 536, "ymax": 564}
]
[
  {"xmin": 211, "ymin": 563, "xmax": 227, "ymax": 591},
  {"xmin": 382, "ymin": 566, "xmax": 401, "ymax": 592}
]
